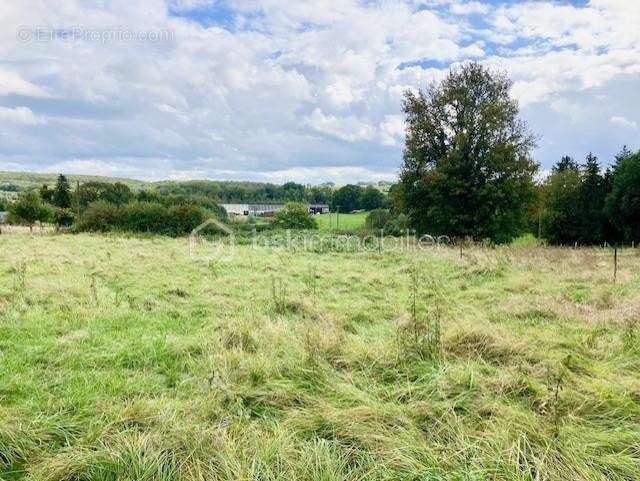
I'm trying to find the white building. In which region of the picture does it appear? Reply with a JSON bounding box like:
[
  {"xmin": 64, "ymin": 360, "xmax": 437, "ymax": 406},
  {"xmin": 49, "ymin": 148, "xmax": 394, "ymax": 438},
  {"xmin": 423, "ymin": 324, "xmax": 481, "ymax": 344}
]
[{"xmin": 220, "ymin": 203, "xmax": 329, "ymax": 217}]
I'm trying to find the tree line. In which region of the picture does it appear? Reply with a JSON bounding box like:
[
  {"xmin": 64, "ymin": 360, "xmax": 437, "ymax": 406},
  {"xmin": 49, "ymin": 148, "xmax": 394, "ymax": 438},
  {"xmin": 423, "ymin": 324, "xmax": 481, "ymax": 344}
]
[
  {"xmin": 542, "ymin": 149, "xmax": 639, "ymax": 245},
  {"xmin": 158, "ymin": 180, "xmax": 387, "ymax": 212},
  {"xmin": 6, "ymin": 176, "xmax": 226, "ymax": 235},
  {"xmin": 4, "ymin": 174, "xmax": 387, "ymax": 234}
]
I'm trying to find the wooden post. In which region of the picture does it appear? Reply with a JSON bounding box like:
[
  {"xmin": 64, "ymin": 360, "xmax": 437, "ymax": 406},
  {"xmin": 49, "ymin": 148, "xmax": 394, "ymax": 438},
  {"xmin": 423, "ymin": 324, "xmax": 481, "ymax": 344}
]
[
  {"xmin": 614, "ymin": 247, "xmax": 618, "ymax": 284},
  {"xmin": 76, "ymin": 180, "xmax": 81, "ymax": 221},
  {"xmin": 537, "ymin": 209, "xmax": 542, "ymax": 240}
]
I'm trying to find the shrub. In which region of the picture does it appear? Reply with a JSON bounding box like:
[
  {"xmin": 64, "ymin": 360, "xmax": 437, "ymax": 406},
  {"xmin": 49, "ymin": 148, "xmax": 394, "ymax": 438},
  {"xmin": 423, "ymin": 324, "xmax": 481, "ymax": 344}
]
[
  {"xmin": 77, "ymin": 201, "xmax": 210, "ymax": 237},
  {"xmin": 384, "ymin": 213, "xmax": 410, "ymax": 236},
  {"xmin": 118, "ymin": 202, "xmax": 170, "ymax": 234},
  {"xmin": 365, "ymin": 209, "xmax": 391, "ymax": 230},
  {"xmin": 273, "ymin": 202, "xmax": 317, "ymax": 230},
  {"xmin": 53, "ymin": 208, "xmax": 75, "ymax": 227},
  {"xmin": 76, "ymin": 201, "xmax": 120, "ymax": 232},
  {"xmin": 167, "ymin": 204, "xmax": 207, "ymax": 236}
]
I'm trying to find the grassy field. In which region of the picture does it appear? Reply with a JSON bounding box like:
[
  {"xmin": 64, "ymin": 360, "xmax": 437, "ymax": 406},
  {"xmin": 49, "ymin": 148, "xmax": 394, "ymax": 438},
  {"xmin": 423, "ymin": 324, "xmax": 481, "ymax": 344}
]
[
  {"xmin": 1, "ymin": 234, "xmax": 639, "ymax": 480},
  {"xmin": 316, "ymin": 212, "xmax": 368, "ymax": 231},
  {"xmin": 0, "ymin": 171, "xmax": 149, "ymax": 192}
]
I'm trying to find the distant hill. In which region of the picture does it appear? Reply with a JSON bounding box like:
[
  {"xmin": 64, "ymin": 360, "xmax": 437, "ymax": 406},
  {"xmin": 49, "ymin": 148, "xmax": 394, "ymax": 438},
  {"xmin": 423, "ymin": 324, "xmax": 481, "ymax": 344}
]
[
  {"xmin": 0, "ymin": 171, "xmax": 150, "ymax": 192},
  {"xmin": 0, "ymin": 171, "xmax": 393, "ymax": 206}
]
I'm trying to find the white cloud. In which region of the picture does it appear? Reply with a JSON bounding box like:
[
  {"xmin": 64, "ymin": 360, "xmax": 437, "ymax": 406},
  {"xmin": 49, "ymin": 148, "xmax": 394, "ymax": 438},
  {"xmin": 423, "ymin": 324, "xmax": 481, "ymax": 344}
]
[
  {"xmin": 0, "ymin": 0, "xmax": 637, "ymax": 181},
  {"xmin": 0, "ymin": 68, "xmax": 49, "ymax": 97},
  {"xmin": 450, "ymin": 1, "xmax": 489, "ymax": 16},
  {"xmin": 0, "ymin": 106, "xmax": 46, "ymax": 125},
  {"xmin": 610, "ymin": 116, "xmax": 638, "ymax": 130},
  {"xmin": 305, "ymin": 108, "xmax": 374, "ymax": 143}
]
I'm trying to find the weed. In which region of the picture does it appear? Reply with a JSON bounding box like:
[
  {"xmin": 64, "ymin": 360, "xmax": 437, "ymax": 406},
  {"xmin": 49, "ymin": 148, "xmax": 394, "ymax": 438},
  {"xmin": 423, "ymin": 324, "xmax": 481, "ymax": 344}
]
[
  {"xmin": 303, "ymin": 266, "xmax": 318, "ymax": 306},
  {"xmin": 545, "ymin": 364, "xmax": 566, "ymax": 438},
  {"xmin": 270, "ymin": 275, "xmax": 288, "ymax": 315},
  {"xmin": 12, "ymin": 260, "xmax": 26, "ymax": 294},
  {"xmin": 397, "ymin": 265, "xmax": 443, "ymax": 362},
  {"xmin": 622, "ymin": 318, "xmax": 638, "ymax": 351}
]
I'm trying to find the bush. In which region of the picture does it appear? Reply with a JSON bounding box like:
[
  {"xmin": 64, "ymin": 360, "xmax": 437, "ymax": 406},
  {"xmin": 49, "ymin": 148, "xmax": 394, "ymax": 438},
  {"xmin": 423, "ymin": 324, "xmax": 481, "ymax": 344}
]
[
  {"xmin": 167, "ymin": 204, "xmax": 207, "ymax": 236},
  {"xmin": 76, "ymin": 201, "xmax": 120, "ymax": 232},
  {"xmin": 77, "ymin": 201, "xmax": 211, "ymax": 236},
  {"xmin": 384, "ymin": 213, "xmax": 410, "ymax": 236},
  {"xmin": 273, "ymin": 202, "xmax": 317, "ymax": 230},
  {"xmin": 365, "ymin": 209, "xmax": 391, "ymax": 230},
  {"xmin": 53, "ymin": 208, "xmax": 75, "ymax": 227},
  {"xmin": 118, "ymin": 202, "xmax": 170, "ymax": 234}
]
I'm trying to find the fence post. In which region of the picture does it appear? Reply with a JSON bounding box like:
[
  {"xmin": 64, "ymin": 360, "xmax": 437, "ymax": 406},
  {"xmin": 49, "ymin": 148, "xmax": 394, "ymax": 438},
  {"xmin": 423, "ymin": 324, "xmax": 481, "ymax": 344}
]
[{"xmin": 614, "ymin": 247, "xmax": 618, "ymax": 284}]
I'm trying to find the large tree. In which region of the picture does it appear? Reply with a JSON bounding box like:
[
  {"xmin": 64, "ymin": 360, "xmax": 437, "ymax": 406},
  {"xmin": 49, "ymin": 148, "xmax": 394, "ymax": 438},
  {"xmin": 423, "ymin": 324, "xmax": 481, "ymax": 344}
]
[
  {"xmin": 332, "ymin": 184, "xmax": 363, "ymax": 213},
  {"xmin": 8, "ymin": 191, "xmax": 52, "ymax": 231},
  {"xmin": 576, "ymin": 153, "xmax": 609, "ymax": 244},
  {"xmin": 399, "ymin": 62, "xmax": 538, "ymax": 242},
  {"xmin": 542, "ymin": 163, "xmax": 583, "ymax": 245},
  {"xmin": 360, "ymin": 186, "xmax": 387, "ymax": 211},
  {"xmin": 52, "ymin": 174, "xmax": 72, "ymax": 208},
  {"xmin": 605, "ymin": 149, "xmax": 640, "ymax": 243}
]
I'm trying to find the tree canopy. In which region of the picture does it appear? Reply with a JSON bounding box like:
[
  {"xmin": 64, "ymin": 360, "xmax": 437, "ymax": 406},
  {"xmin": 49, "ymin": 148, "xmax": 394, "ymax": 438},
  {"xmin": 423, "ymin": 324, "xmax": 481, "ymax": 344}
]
[{"xmin": 399, "ymin": 62, "xmax": 538, "ymax": 242}]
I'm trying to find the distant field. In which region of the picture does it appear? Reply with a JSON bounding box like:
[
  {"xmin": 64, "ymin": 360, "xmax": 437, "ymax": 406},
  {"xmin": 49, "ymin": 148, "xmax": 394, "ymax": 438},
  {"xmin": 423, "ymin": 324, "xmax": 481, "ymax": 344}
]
[
  {"xmin": 0, "ymin": 171, "xmax": 150, "ymax": 192},
  {"xmin": 316, "ymin": 211, "xmax": 368, "ymax": 231},
  {"xmin": 1, "ymin": 233, "xmax": 639, "ymax": 480}
]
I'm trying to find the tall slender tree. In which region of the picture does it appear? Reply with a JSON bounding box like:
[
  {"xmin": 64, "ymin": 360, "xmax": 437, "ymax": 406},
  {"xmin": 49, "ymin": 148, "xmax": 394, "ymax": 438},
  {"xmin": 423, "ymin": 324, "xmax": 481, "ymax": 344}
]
[{"xmin": 52, "ymin": 174, "xmax": 72, "ymax": 208}]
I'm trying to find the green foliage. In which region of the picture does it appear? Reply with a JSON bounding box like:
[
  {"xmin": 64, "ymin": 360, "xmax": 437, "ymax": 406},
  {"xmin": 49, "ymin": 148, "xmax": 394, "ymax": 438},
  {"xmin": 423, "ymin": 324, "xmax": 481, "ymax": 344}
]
[
  {"xmin": 541, "ymin": 151, "xmax": 640, "ymax": 245},
  {"xmin": 365, "ymin": 209, "xmax": 391, "ymax": 230},
  {"xmin": 167, "ymin": 204, "xmax": 207, "ymax": 235},
  {"xmin": 52, "ymin": 174, "xmax": 72, "ymax": 208},
  {"xmin": 76, "ymin": 201, "xmax": 120, "ymax": 232},
  {"xmin": 139, "ymin": 192, "xmax": 227, "ymax": 221},
  {"xmin": 273, "ymin": 202, "xmax": 318, "ymax": 230},
  {"xmin": 7, "ymin": 191, "xmax": 52, "ymax": 227},
  {"xmin": 156, "ymin": 179, "xmax": 333, "ymax": 204},
  {"xmin": 399, "ymin": 62, "xmax": 538, "ymax": 242},
  {"xmin": 542, "ymin": 166, "xmax": 583, "ymax": 244},
  {"xmin": 605, "ymin": 150, "xmax": 640, "ymax": 243},
  {"xmin": 77, "ymin": 201, "xmax": 211, "ymax": 236},
  {"xmin": 117, "ymin": 202, "xmax": 172, "ymax": 234},
  {"xmin": 360, "ymin": 186, "xmax": 387, "ymax": 211},
  {"xmin": 77, "ymin": 181, "xmax": 133, "ymax": 207},
  {"xmin": 52, "ymin": 208, "xmax": 75, "ymax": 227},
  {"xmin": 39, "ymin": 184, "xmax": 54, "ymax": 203},
  {"xmin": 332, "ymin": 184, "xmax": 363, "ymax": 212}
]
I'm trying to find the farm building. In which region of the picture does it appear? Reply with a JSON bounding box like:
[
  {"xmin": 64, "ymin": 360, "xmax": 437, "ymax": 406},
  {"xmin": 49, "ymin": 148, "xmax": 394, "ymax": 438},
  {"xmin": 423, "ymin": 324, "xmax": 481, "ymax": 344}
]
[
  {"xmin": 220, "ymin": 203, "xmax": 329, "ymax": 217},
  {"xmin": 0, "ymin": 212, "xmax": 8, "ymax": 224}
]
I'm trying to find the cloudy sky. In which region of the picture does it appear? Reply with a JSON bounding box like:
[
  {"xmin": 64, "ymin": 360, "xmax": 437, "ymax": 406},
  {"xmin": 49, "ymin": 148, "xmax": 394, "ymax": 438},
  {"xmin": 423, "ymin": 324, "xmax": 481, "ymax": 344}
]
[{"xmin": 0, "ymin": 0, "xmax": 638, "ymax": 183}]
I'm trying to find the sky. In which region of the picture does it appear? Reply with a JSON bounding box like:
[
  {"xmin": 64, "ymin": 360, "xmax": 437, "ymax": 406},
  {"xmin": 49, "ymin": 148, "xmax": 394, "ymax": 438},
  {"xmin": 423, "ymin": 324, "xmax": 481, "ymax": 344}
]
[{"xmin": 0, "ymin": 0, "xmax": 638, "ymax": 184}]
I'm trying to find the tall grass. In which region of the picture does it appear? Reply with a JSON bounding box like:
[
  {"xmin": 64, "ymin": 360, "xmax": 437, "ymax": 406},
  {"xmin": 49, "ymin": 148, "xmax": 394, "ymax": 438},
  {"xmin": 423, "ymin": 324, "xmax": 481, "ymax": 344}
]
[{"xmin": 0, "ymin": 234, "xmax": 638, "ymax": 480}]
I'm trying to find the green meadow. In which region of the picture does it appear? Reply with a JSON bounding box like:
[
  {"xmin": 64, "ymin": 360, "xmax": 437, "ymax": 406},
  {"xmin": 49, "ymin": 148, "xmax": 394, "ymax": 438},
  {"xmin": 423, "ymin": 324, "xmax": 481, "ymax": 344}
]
[
  {"xmin": 315, "ymin": 212, "xmax": 368, "ymax": 231},
  {"xmin": 1, "ymin": 233, "xmax": 639, "ymax": 480}
]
